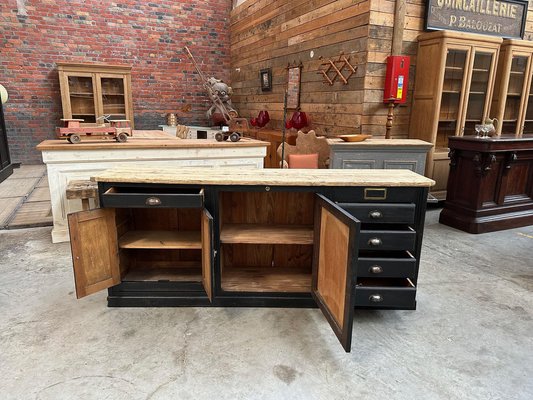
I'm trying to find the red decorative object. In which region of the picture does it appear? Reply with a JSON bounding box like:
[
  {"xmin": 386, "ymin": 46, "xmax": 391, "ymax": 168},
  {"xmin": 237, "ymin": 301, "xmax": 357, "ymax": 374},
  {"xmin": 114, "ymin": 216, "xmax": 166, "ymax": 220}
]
[
  {"xmin": 256, "ymin": 110, "xmax": 270, "ymax": 128},
  {"xmin": 285, "ymin": 120, "xmax": 293, "ymax": 129},
  {"xmin": 250, "ymin": 117, "xmax": 257, "ymax": 127},
  {"xmin": 290, "ymin": 111, "xmax": 308, "ymax": 130}
]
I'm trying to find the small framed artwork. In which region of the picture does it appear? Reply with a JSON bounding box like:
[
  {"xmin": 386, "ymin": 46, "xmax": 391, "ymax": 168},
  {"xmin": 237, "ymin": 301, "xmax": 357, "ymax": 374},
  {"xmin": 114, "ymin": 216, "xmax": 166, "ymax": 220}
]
[{"xmin": 260, "ymin": 68, "xmax": 272, "ymax": 92}]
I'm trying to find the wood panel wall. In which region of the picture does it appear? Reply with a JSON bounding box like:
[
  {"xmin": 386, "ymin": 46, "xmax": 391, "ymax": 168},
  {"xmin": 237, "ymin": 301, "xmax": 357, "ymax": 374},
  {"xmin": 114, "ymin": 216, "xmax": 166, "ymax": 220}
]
[{"xmin": 231, "ymin": 0, "xmax": 533, "ymax": 139}]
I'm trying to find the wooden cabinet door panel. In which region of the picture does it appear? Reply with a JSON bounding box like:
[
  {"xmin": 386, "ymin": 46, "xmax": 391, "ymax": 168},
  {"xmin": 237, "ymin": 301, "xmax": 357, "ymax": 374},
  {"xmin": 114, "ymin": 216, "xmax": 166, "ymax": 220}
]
[
  {"xmin": 68, "ymin": 208, "xmax": 120, "ymax": 298},
  {"xmin": 202, "ymin": 209, "xmax": 214, "ymax": 301},
  {"xmin": 312, "ymin": 194, "xmax": 360, "ymax": 352}
]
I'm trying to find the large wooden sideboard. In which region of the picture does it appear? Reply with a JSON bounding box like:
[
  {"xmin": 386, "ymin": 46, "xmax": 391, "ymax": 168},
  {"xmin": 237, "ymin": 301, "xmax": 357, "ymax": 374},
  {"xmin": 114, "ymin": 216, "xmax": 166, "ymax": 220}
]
[
  {"xmin": 440, "ymin": 135, "xmax": 533, "ymax": 233},
  {"xmin": 37, "ymin": 132, "xmax": 268, "ymax": 242},
  {"xmin": 68, "ymin": 167, "xmax": 434, "ymax": 351}
]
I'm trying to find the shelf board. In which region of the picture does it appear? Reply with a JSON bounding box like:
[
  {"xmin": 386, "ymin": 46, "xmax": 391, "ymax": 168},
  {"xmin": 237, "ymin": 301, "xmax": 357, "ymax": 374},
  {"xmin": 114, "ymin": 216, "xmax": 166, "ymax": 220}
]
[
  {"xmin": 445, "ymin": 66, "xmax": 464, "ymax": 71},
  {"xmin": 102, "ymin": 92, "xmax": 125, "ymax": 96},
  {"xmin": 438, "ymin": 119, "xmax": 458, "ymax": 123},
  {"xmin": 220, "ymin": 224, "xmax": 314, "ymax": 245},
  {"xmin": 124, "ymin": 267, "xmax": 202, "ymax": 282},
  {"xmin": 119, "ymin": 230, "xmax": 202, "ymax": 249},
  {"xmin": 469, "ymin": 91, "xmax": 486, "ymax": 95},
  {"xmin": 509, "ymin": 71, "xmax": 525, "ymax": 75},
  {"xmin": 71, "ymin": 113, "xmax": 96, "ymax": 116},
  {"xmin": 472, "ymin": 68, "xmax": 489, "ymax": 73},
  {"xmin": 507, "ymin": 93, "xmax": 522, "ymax": 97},
  {"xmin": 221, "ymin": 266, "xmax": 311, "ymax": 293},
  {"xmin": 502, "ymin": 119, "xmax": 518, "ymax": 123},
  {"xmin": 442, "ymin": 90, "xmax": 461, "ymax": 94}
]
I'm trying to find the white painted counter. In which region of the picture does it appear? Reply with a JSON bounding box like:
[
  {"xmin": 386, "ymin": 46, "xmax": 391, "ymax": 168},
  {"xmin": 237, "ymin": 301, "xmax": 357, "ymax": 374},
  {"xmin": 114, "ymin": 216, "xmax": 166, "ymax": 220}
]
[{"xmin": 37, "ymin": 131, "xmax": 268, "ymax": 242}]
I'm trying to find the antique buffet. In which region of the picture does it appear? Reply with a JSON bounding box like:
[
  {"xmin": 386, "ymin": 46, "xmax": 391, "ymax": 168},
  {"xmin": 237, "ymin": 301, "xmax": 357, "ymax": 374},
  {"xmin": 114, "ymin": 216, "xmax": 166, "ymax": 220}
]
[{"xmin": 67, "ymin": 167, "xmax": 434, "ymax": 352}]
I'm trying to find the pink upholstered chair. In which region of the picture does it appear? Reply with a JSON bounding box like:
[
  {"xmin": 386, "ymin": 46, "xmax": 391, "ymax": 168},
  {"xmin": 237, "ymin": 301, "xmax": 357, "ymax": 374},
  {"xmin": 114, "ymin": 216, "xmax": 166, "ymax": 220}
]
[{"xmin": 288, "ymin": 153, "xmax": 319, "ymax": 169}]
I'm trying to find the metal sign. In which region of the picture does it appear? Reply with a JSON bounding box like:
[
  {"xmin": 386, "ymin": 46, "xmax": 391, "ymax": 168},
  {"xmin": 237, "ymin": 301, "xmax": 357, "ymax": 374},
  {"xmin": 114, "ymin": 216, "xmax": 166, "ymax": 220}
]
[{"xmin": 425, "ymin": 0, "xmax": 528, "ymax": 39}]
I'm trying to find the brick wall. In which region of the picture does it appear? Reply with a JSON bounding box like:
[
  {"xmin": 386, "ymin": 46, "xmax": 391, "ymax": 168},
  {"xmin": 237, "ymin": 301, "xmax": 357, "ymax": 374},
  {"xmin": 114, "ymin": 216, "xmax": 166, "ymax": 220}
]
[{"xmin": 0, "ymin": 0, "xmax": 231, "ymax": 163}]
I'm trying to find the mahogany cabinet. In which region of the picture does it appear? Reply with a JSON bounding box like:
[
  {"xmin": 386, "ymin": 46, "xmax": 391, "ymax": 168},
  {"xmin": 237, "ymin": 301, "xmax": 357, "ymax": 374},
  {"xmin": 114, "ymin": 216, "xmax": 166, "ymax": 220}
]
[
  {"xmin": 409, "ymin": 31, "xmax": 502, "ymax": 199},
  {"xmin": 67, "ymin": 168, "xmax": 433, "ymax": 351},
  {"xmin": 58, "ymin": 63, "xmax": 134, "ymax": 127},
  {"xmin": 440, "ymin": 135, "xmax": 533, "ymax": 233}
]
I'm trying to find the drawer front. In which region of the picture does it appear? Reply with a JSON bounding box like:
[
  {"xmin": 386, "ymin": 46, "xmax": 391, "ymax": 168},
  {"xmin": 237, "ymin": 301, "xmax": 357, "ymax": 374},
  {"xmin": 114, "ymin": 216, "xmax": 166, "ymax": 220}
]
[
  {"xmin": 339, "ymin": 203, "xmax": 415, "ymax": 224},
  {"xmin": 355, "ymin": 279, "xmax": 416, "ymax": 309},
  {"xmin": 359, "ymin": 228, "xmax": 416, "ymax": 251},
  {"xmin": 101, "ymin": 186, "xmax": 204, "ymax": 208},
  {"xmin": 357, "ymin": 252, "xmax": 416, "ymax": 278},
  {"xmin": 330, "ymin": 187, "xmax": 421, "ymax": 203}
]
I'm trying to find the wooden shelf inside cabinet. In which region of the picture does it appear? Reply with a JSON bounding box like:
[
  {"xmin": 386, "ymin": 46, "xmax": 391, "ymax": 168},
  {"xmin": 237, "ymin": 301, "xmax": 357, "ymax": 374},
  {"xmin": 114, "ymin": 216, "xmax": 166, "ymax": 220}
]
[
  {"xmin": 221, "ymin": 266, "xmax": 311, "ymax": 292},
  {"xmin": 125, "ymin": 267, "xmax": 202, "ymax": 282},
  {"xmin": 220, "ymin": 224, "xmax": 314, "ymax": 245},
  {"xmin": 119, "ymin": 230, "xmax": 201, "ymax": 249}
]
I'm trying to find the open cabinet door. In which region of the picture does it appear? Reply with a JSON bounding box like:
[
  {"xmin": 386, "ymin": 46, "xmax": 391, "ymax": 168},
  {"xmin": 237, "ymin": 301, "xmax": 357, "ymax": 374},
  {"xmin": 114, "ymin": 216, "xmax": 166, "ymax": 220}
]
[
  {"xmin": 68, "ymin": 208, "xmax": 121, "ymax": 299},
  {"xmin": 201, "ymin": 209, "xmax": 214, "ymax": 301},
  {"xmin": 312, "ymin": 194, "xmax": 360, "ymax": 352}
]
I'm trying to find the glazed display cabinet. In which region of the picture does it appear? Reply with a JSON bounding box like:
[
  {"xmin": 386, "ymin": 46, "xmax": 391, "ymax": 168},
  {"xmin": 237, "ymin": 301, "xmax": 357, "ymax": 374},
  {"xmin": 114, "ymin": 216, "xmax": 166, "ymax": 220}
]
[
  {"xmin": 67, "ymin": 168, "xmax": 434, "ymax": 352},
  {"xmin": 491, "ymin": 39, "xmax": 533, "ymax": 136},
  {"xmin": 57, "ymin": 63, "xmax": 134, "ymax": 127},
  {"xmin": 409, "ymin": 31, "xmax": 502, "ymax": 199}
]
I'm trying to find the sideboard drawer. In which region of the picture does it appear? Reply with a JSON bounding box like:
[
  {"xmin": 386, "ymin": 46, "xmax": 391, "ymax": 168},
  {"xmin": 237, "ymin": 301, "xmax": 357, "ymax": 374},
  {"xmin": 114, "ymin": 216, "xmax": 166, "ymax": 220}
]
[
  {"xmin": 355, "ymin": 278, "xmax": 416, "ymax": 309},
  {"xmin": 357, "ymin": 251, "xmax": 416, "ymax": 278},
  {"xmin": 359, "ymin": 225, "xmax": 416, "ymax": 251},
  {"xmin": 339, "ymin": 203, "xmax": 415, "ymax": 224},
  {"xmin": 102, "ymin": 186, "xmax": 204, "ymax": 208}
]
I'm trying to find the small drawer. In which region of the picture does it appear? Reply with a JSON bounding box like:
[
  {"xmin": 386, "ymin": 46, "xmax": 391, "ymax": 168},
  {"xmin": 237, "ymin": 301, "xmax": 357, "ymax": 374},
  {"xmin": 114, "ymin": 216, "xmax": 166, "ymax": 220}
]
[
  {"xmin": 355, "ymin": 278, "xmax": 416, "ymax": 309},
  {"xmin": 359, "ymin": 225, "xmax": 416, "ymax": 252},
  {"xmin": 102, "ymin": 186, "xmax": 204, "ymax": 208},
  {"xmin": 338, "ymin": 203, "xmax": 415, "ymax": 224},
  {"xmin": 357, "ymin": 251, "xmax": 416, "ymax": 278}
]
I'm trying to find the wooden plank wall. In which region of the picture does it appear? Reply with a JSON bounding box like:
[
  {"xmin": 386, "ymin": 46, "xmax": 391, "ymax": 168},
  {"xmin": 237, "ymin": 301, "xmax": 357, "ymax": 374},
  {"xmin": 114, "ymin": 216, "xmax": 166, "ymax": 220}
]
[
  {"xmin": 231, "ymin": 0, "xmax": 533, "ymax": 139},
  {"xmin": 230, "ymin": 0, "xmax": 372, "ymax": 137}
]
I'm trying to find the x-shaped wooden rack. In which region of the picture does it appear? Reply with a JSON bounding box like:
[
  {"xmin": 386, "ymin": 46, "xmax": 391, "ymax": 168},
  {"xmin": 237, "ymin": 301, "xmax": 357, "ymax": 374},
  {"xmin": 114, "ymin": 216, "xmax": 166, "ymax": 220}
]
[{"xmin": 317, "ymin": 53, "xmax": 357, "ymax": 85}]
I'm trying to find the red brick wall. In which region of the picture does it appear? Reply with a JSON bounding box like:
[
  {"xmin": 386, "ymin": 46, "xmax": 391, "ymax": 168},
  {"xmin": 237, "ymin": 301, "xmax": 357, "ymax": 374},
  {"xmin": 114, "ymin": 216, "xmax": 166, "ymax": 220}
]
[{"xmin": 0, "ymin": 0, "xmax": 231, "ymax": 163}]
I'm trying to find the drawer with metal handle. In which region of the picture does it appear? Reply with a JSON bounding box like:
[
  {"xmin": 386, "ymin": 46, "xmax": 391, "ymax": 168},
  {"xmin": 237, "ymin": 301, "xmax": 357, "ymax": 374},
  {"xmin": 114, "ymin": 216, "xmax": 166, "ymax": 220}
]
[
  {"xmin": 355, "ymin": 278, "xmax": 416, "ymax": 309},
  {"xmin": 101, "ymin": 185, "xmax": 204, "ymax": 208},
  {"xmin": 359, "ymin": 224, "xmax": 416, "ymax": 252},
  {"xmin": 357, "ymin": 251, "xmax": 416, "ymax": 278},
  {"xmin": 337, "ymin": 202, "xmax": 416, "ymax": 224}
]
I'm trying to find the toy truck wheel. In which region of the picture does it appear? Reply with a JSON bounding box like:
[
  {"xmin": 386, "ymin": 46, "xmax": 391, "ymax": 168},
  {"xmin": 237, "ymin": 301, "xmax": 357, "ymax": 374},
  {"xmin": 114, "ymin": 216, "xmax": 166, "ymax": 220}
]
[
  {"xmin": 215, "ymin": 132, "xmax": 224, "ymax": 142},
  {"xmin": 116, "ymin": 132, "xmax": 128, "ymax": 143},
  {"xmin": 229, "ymin": 132, "xmax": 240, "ymax": 142},
  {"xmin": 68, "ymin": 134, "xmax": 81, "ymax": 144}
]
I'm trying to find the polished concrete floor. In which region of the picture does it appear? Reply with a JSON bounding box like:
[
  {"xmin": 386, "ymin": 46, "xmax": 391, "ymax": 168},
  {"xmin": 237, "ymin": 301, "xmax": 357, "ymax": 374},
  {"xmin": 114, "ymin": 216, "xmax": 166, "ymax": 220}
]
[{"xmin": 0, "ymin": 209, "xmax": 531, "ymax": 400}]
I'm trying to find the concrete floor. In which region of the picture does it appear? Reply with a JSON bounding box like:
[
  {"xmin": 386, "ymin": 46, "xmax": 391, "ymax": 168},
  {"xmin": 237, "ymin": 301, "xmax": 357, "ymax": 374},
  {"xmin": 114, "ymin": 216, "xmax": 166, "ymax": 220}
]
[{"xmin": 0, "ymin": 209, "xmax": 531, "ymax": 400}]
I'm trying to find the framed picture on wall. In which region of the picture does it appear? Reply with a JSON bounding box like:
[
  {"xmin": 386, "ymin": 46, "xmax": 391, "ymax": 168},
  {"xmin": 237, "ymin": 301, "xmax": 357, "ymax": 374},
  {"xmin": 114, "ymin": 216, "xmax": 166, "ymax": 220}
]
[{"xmin": 260, "ymin": 68, "xmax": 272, "ymax": 92}]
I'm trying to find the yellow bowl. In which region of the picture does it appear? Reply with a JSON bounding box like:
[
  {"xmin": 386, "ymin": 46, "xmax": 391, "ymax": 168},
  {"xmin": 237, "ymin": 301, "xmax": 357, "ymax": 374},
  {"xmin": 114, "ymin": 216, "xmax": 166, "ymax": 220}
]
[{"xmin": 338, "ymin": 134, "xmax": 371, "ymax": 142}]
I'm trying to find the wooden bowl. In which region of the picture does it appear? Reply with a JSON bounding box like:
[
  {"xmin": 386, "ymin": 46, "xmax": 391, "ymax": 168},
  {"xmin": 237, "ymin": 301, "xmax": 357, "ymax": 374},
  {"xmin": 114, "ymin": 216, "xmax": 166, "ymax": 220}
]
[{"xmin": 338, "ymin": 134, "xmax": 371, "ymax": 142}]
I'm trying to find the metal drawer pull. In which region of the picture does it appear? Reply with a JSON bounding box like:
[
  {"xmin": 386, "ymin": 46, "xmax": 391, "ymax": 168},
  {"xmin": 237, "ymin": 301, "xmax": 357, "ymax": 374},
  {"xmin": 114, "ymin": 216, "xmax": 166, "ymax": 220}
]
[
  {"xmin": 369, "ymin": 210, "xmax": 383, "ymax": 219},
  {"xmin": 368, "ymin": 237, "xmax": 382, "ymax": 246},
  {"xmin": 145, "ymin": 196, "xmax": 162, "ymax": 206},
  {"xmin": 369, "ymin": 265, "xmax": 383, "ymax": 274},
  {"xmin": 369, "ymin": 294, "xmax": 383, "ymax": 303}
]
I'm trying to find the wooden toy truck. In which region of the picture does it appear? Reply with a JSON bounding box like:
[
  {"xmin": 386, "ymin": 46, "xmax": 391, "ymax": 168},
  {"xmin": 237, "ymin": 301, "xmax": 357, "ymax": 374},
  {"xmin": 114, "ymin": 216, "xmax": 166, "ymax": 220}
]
[{"xmin": 56, "ymin": 119, "xmax": 132, "ymax": 144}]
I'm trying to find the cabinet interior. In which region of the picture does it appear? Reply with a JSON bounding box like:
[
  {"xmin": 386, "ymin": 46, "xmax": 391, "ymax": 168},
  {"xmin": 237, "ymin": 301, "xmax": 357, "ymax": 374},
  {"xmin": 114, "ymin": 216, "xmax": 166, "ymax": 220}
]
[
  {"xmin": 115, "ymin": 207, "xmax": 203, "ymax": 282},
  {"xmin": 218, "ymin": 191, "xmax": 315, "ymax": 292}
]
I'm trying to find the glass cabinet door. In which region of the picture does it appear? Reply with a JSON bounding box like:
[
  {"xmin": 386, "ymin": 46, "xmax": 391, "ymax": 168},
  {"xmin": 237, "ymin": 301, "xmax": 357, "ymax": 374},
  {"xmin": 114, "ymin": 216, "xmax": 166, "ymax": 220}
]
[
  {"xmin": 99, "ymin": 76, "xmax": 127, "ymax": 121},
  {"xmin": 523, "ymin": 71, "xmax": 533, "ymax": 134},
  {"xmin": 437, "ymin": 49, "xmax": 468, "ymax": 150},
  {"xmin": 503, "ymin": 55, "xmax": 528, "ymax": 134},
  {"xmin": 67, "ymin": 74, "xmax": 97, "ymax": 123},
  {"xmin": 463, "ymin": 51, "xmax": 494, "ymax": 136}
]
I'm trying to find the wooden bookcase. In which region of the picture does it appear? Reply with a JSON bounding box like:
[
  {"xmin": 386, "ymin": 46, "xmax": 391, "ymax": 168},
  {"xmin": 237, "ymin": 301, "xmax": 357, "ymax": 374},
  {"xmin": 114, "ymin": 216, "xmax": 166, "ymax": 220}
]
[
  {"xmin": 409, "ymin": 31, "xmax": 502, "ymax": 199},
  {"xmin": 491, "ymin": 39, "xmax": 533, "ymax": 136},
  {"xmin": 66, "ymin": 168, "xmax": 433, "ymax": 352},
  {"xmin": 57, "ymin": 63, "xmax": 134, "ymax": 127}
]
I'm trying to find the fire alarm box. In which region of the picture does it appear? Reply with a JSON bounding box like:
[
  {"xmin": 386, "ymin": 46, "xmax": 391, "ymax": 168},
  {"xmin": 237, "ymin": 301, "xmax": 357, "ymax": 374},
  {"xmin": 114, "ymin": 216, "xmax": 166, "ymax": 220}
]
[{"xmin": 383, "ymin": 55, "xmax": 410, "ymax": 104}]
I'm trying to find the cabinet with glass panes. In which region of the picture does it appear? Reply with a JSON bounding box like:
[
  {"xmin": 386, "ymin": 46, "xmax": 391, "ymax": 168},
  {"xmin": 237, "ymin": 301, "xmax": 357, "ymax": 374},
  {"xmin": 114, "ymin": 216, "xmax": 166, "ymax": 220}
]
[
  {"xmin": 491, "ymin": 40, "xmax": 533, "ymax": 136},
  {"xmin": 57, "ymin": 63, "xmax": 134, "ymax": 127},
  {"xmin": 409, "ymin": 31, "xmax": 502, "ymax": 200}
]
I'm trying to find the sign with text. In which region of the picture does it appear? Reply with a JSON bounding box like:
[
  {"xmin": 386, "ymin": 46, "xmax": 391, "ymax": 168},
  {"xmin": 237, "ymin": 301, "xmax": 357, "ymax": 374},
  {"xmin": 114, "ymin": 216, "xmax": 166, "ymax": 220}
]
[{"xmin": 425, "ymin": 0, "xmax": 528, "ymax": 39}]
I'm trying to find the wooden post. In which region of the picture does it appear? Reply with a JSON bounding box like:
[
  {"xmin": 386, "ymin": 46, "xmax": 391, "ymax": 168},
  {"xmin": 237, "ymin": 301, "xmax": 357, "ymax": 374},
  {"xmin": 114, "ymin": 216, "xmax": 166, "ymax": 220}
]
[
  {"xmin": 391, "ymin": 0, "xmax": 406, "ymax": 56},
  {"xmin": 385, "ymin": 102, "xmax": 396, "ymax": 139}
]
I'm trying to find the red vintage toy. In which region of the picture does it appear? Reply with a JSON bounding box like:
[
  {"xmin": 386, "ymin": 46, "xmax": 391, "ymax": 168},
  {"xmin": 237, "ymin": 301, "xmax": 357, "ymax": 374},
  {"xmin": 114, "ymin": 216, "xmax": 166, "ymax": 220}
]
[{"xmin": 56, "ymin": 118, "xmax": 132, "ymax": 144}]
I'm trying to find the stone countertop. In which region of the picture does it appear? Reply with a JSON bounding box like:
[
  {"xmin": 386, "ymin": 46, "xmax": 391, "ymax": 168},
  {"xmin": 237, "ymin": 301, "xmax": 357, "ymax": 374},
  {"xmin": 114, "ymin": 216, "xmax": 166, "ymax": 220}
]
[{"xmin": 93, "ymin": 166, "xmax": 435, "ymax": 187}]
